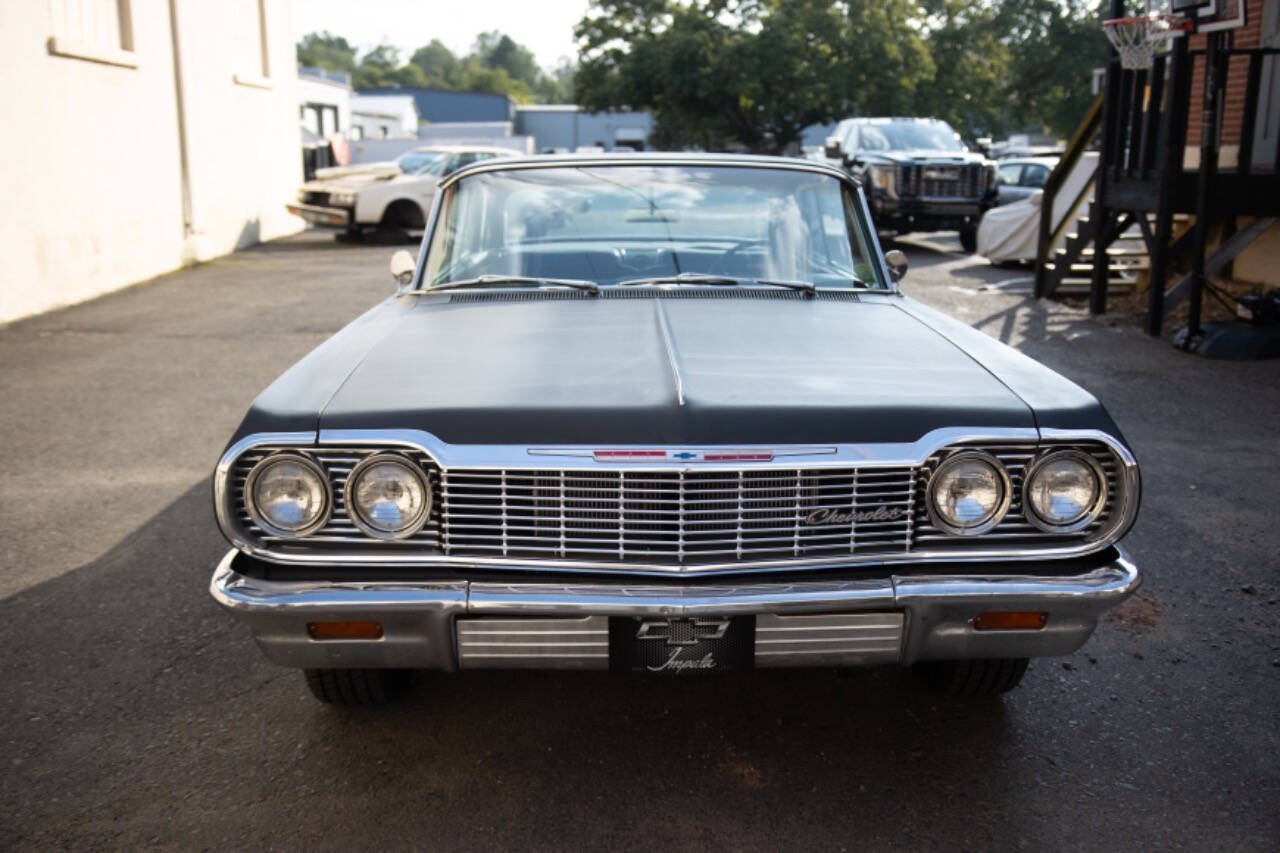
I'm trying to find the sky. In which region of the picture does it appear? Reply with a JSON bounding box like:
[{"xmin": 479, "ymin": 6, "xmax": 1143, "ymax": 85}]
[{"xmin": 293, "ymin": 0, "xmax": 592, "ymax": 68}]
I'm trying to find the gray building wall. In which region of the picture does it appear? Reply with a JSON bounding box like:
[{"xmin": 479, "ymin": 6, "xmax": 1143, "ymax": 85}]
[{"xmin": 515, "ymin": 107, "xmax": 654, "ymax": 152}]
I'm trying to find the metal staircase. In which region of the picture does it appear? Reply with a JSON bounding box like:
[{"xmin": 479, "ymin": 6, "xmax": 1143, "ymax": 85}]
[{"xmin": 1046, "ymin": 199, "xmax": 1153, "ymax": 294}]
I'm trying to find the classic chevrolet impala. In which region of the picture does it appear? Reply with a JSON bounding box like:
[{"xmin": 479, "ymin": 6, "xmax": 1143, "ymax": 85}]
[{"xmin": 211, "ymin": 154, "xmax": 1141, "ymax": 705}]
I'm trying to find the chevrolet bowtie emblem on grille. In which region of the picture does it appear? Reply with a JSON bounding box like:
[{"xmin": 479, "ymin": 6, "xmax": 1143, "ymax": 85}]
[
  {"xmin": 637, "ymin": 618, "xmax": 730, "ymax": 647},
  {"xmin": 593, "ymin": 449, "xmax": 775, "ymax": 462}
]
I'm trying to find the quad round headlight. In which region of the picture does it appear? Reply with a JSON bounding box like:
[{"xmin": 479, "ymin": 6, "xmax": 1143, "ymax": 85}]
[
  {"xmin": 1023, "ymin": 450, "xmax": 1107, "ymax": 532},
  {"xmin": 927, "ymin": 450, "xmax": 1011, "ymax": 536},
  {"xmin": 245, "ymin": 453, "xmax": 331, "ymax": 538},
  {"xmin": 345, "ymin": 454, "xmax": 431, "ymax": 539}
]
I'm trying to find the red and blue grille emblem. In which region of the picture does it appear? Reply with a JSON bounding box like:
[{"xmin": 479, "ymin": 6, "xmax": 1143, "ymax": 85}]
[{"xmin": 592, "ymin": 449, "xmax": 775, "ymax": 463}]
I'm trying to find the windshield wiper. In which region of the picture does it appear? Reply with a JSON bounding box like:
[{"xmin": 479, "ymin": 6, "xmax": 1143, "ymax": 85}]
[
  {"xmin": 428, "ymin": 275, "xmax": 599, "ymax": 295},
  {"xmin": 617, "ymin": 273, "xmax": 818, "ymax": 297}
]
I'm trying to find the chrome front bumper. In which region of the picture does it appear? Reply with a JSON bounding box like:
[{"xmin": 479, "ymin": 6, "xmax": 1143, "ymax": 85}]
[
  {"xmin": 286, "ymin": 202, "xmax": 351, "ymax": 228},
  {"xmin": 210, "ymin": 548, "xmax": 1140, "ymax": 671}
]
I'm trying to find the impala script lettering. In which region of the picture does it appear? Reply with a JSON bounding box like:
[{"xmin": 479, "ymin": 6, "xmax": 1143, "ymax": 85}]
[
  {"xmin": 647, "ymin": 648, "xmax": 718, "ymax": 673},
  {"xmin": 804, "ymin": 506, "xmax": 909, "ymax": 526}
]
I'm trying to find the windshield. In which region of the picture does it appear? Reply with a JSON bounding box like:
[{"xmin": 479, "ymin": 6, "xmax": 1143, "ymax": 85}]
[
  {"xmin": 856, "ymin": 122, "xmax": 967, "ymax": 153},
  {"xmin": 397, "ymin": 150, "xmax": 448, "ymax": 175},
  {"xmin": 423, "ymin": 165, "xmax": 883, "ymax": 289}
]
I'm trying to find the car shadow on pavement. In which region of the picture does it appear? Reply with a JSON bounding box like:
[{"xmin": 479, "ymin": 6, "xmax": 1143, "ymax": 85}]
[{"xmin": 0, "ymin": 480, "xmax": 1049, "ymax": 850}]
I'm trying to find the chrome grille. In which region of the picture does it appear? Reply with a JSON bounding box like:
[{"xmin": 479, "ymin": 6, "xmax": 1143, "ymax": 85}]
[
  {"xmin": 225, "ymin": 439, "xmax": 1127, "ymax": 568},
  {"xmin": 441, "ymin": 467, "xmax": 916, "ymax": 563},
  {"xmin": 912, "ymin": 441, "xmax": 1120, "ymax": 548},
  {"xmin": 231, "ymin": 447, "xmax": 444, "ymax": 552}
]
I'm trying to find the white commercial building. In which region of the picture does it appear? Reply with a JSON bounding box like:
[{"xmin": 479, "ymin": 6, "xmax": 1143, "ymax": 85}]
[
  {"xmin": 0, "ymin": 0, "xmax": 303, "ymax": 325},
  {"xmin": 350, "ymin": 93, "xmax": 419, "ymax": 139}
]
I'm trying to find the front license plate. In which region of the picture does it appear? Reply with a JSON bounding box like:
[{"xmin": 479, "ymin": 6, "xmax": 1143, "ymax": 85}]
[{"xmin": 612, "ymin": 616, "xmax": 754, "ymax": 673}]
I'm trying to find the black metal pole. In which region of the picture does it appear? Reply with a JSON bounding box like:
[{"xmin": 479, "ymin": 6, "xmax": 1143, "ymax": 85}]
[{"xmin": 1186, "ymin": 31, "xmax": 1225, "ymax": 347}]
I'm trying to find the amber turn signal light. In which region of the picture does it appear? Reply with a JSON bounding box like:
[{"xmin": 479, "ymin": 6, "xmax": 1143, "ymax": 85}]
[
  {"xmin": 973, "ymin": 611, "xmax": 1048, "ymax": 631},
  {"xmin": 307, "ymin": 620, "xmax": 384, "ymax": 640}
]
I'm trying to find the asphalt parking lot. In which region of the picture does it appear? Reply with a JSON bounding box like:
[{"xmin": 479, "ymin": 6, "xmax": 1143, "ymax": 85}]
[{"xmin": 2, "ymin": 231, "xmax": 1277, "ymax": 851}]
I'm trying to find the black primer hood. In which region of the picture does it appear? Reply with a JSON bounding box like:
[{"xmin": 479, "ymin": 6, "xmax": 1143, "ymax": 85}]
[{"xmin": 294, "ymin": 294, "xmax": 1042, "ymax": 445}]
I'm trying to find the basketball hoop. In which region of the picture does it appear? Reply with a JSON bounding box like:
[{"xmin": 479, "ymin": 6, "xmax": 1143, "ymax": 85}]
[{"xmin": 1103, "ymin": 14, "xmax": 1187, "ymax": 70}]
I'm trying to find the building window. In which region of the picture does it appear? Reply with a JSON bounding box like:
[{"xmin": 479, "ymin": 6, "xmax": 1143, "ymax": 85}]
[
  {"xmin": 232, "ymin": 0, "xmax": 271, "ymax": 88},
  {"xmin": 47, "ymin": 0, "xmax": 137, "ymax": 68}
]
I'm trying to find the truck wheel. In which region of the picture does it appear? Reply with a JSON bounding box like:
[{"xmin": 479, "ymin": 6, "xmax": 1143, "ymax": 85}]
[
  {"xmin": 303, "ymin": 668, "xmax": 410, "ymax": 706},
  {"xmin": 914, "ymin": 658, "xmax": 1028, "ymax": 697},
  {"xmin": 959, "ymin": 226, "xmax": 978, "ymax": 253}
]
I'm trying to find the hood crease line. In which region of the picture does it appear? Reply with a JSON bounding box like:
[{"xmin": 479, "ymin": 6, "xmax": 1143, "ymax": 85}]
[{"xmin": 653, "ymin": 299, "xmax": 686, "ymax": 407}]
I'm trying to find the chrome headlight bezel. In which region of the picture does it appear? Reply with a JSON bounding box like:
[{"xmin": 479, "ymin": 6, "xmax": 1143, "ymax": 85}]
[
  {"xmin": 243, "ymin": 452, "xmax": 332, "ymax": 538},
  {"xmin": 1022, "ymin": 449, "xmax": 1108, "ymax": 533},
  {"xmin": 926, "ymin": 450, "xmax": 1012, "ymax": 536},
  {"xmin": 328, "ymin": 191, "xmax": 357, "ymax": 207},
  {"xmin": 343, "ymin": 452, "xmax": 432, "ymax": 540}
]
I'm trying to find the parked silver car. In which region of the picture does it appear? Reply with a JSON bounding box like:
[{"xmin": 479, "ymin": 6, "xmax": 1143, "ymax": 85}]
[{"xmin": 994, "ymin": 156, "xmax": 1058, "ymax": 207}]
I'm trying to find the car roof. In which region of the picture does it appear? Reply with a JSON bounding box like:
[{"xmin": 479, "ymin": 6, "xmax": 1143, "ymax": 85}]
[
  {"xmin": 410, "ymin": 144, "xmax": 521, "ymax": 155},
  {"xmin": 440, "ymin": 151, "xmax": 851, "ymax": 188},
  {"xmin": 850, "ymin": 117, "xmax": 950, "ymax": 125},
  {"xmin": 999, "ymin": 156, "xmax": 1059, "ymax": 167}
]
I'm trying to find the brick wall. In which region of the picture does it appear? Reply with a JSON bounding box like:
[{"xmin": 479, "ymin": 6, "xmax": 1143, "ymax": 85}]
[{"xmin": 1185, "ymin": 0, "xmax": 1265, "ymax": 150}]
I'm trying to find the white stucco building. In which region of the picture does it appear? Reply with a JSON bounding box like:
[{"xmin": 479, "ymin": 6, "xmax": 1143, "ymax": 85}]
[
  {"xmin": 0, "ymin": 0, "xmax": 304, "ymax": 325},
  {"xmin": 350, "ymin": 93, "xmax": 419, "ymax": 139}
]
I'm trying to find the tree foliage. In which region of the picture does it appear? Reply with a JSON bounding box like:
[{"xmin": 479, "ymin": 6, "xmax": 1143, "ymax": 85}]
[
  {"xmin": 296, "ymin": 31, "xmax": 576, "ymax": 104},
  {"xmin": 575, "ymin": 0, "xmax": 1107, "ymax": 152}
]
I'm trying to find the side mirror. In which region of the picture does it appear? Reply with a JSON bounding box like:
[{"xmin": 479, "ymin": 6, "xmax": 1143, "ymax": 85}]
[
  {"xmin": 823, "ymin": 136, "xmax": 843, "ymax": 160},
  {"xmin": 884, "ymin": 249, "xmax": 908, "ymax": 284},
  {"xmin": 390, "ymin": 249, "xmax": 416, "ymax": 293}
]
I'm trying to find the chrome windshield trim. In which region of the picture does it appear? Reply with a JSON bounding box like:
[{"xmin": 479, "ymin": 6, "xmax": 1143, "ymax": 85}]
[
  {"xmin": 417, "ymin": 155, "xmax": 896, "ymax": 294},
  {"xmin": 213, "ymin": 427, "xmax": 1138, "ymax": 575},
  {"xmin": 438, "ymin": 153, "xmax": 853, "ymax": 190}
]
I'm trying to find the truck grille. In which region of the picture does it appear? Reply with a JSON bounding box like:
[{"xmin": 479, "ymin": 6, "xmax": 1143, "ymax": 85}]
[{"xmin": 898, "ymin": 163, "xmax": 982, "ymax": 199}]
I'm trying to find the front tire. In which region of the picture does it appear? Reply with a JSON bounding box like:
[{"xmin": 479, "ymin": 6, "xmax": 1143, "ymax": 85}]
[
  {"xmin": 303, "ymin": 668, "xmax": 410, "ymax": 706},
  {"xmin": 914, "ymin": 658, "xmax": 1029, "ymax": 697},
  {"xmin": 959, "ymin": 226, "xmax": 978, "ymax": 253}
]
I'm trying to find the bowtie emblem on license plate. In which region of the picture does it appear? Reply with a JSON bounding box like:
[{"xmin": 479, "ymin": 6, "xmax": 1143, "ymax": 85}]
[{"xmin": 635, "ymin": 618, "xmax": 731, "ymax": 673}]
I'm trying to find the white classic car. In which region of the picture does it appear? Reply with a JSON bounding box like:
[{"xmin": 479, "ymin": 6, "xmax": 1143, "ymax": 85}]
[{"xmin": 288, "ymin": 145, "xmax": 516, "ymax": 236}]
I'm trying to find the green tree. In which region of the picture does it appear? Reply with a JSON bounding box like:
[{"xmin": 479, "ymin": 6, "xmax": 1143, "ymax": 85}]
[
  {"xmin": 296, "ymin": 31, "xmax": 357, "ymax": 73},
  {"xmin": 996, "ymin": 0, "xmax": 1105, "ymax": 138},
  {"xmin": 409, "ymin": 40, "xmax": 463, "ymax": 88},
  {"xmin": 352, "ymin": 44, "xmax": 433, "ymax": 89},
  {"xmin": 575, "ymin": 0, "xmax": 935, "ymax": 153},
  {"xmin": 475, "ymin": 31, "xmax": 542, "ymax": 89}
]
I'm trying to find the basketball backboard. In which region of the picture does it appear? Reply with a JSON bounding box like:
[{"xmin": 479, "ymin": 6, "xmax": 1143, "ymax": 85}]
[{"xmin": 1151, "ymin": 0, "xmax": 1247, "ymax": 32}]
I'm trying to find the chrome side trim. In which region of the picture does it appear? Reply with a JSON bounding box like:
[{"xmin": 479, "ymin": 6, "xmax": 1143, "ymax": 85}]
[{"xmin": 213, "ymin": 427, "xmax": 1138, "ymax": 575}]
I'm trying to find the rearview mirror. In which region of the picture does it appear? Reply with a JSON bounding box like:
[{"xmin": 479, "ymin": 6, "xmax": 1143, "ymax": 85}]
[
  {"xmin": 390, "ymin": 250, "xmax": 416, "ymax": 292},
  {"xmin": 823, "ymin": 136, "xmax": 843, "ymax": 160},
  {"xmin": 884, "ymin": 249, "xmax": 909, "ymax": 283}
]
